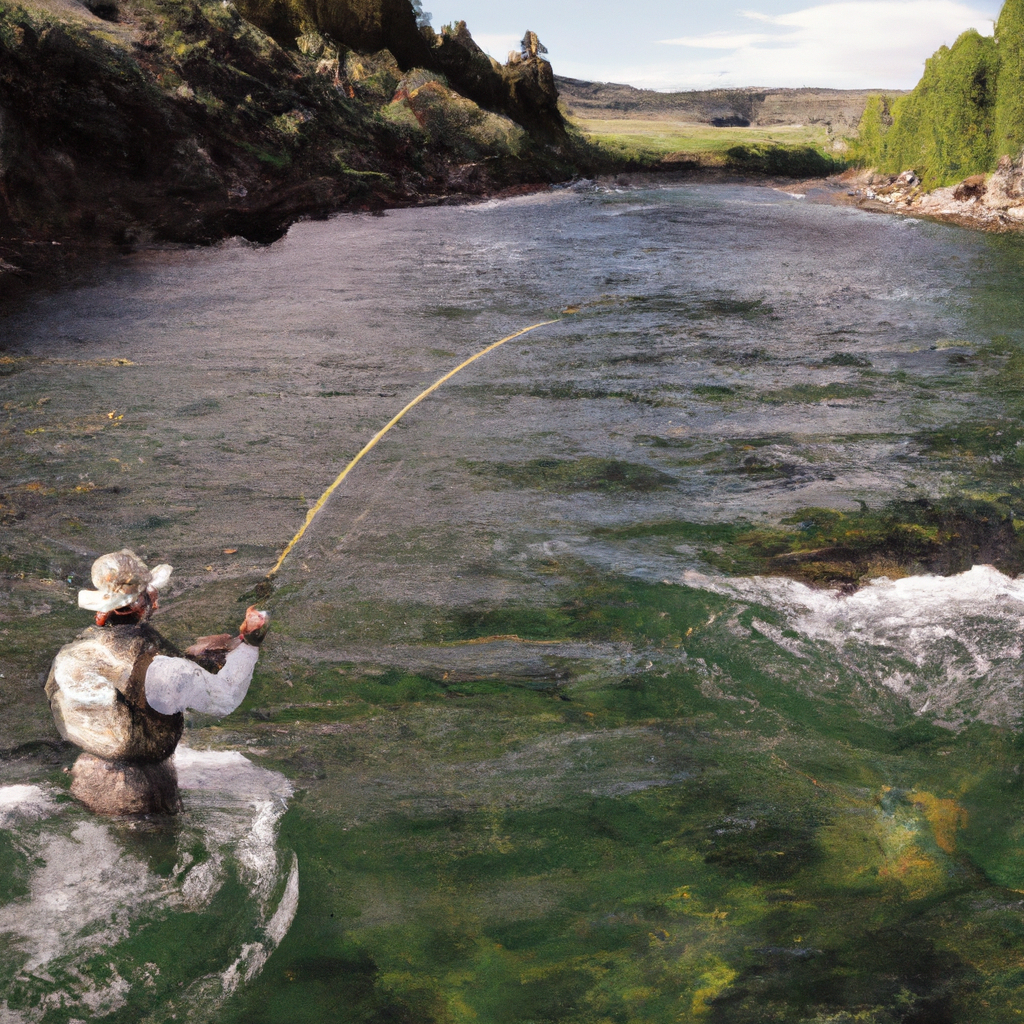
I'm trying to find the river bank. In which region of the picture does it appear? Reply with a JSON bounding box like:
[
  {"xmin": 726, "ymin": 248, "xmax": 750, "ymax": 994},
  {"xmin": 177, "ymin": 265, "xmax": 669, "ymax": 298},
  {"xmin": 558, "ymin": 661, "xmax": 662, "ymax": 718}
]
[
  {"xmin": 0, "ymin": 0, "xmax": 576, "ymax": 302},
  {"xmin": 835, "ymin": 160, "xmax": 1024, "ymax": 232}
]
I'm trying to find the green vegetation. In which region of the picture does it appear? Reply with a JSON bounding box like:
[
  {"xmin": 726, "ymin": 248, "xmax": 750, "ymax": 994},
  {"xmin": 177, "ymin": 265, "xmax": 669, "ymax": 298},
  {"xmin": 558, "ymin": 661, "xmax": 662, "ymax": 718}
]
[
  {"xmin": 569, "ymin": 117, "xmax": 846, "ymax": 175},
  {"xmin": 758, "ymin": 382, "xmax": 873, "ymax": 404},
  {"xmin": 212, "ymin": 566, "xmax": 1024, "ymax": 1024},
  {"xmin": 0, "ymin": 0, "xmax": 572, "ymax": 262},
  {"xmin": 852, "ymin": 0, "xmax": 1024, "ymax": 186},
  {"xmin": 597, "ymin": 496, "xmax": 1024, "ymax": 586},
  {"xmin": 996, "ymin": 0, "xmax": 1024, "ymax": 158},
  {"xmin": 470, "ymin": 457, "xmax": 677, "ymax": 493}
]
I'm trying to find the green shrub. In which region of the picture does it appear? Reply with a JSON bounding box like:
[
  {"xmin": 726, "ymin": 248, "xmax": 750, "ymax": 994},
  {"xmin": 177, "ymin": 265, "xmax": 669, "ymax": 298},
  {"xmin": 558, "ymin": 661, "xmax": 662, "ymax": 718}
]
[
  {"xmin": 849, "ymin": 93, "xmax": 894, "ymax": 166},
  {"xmin": 996, "ymin": 0, "xmax": 1024, "ymax": 158},
  {"xmin": 723, "ymin": 144, "xmax": 843, "ymax": 177},
  {"xmin": 880, "ymin": 29, "xmax": 998, "ymax": 187}
]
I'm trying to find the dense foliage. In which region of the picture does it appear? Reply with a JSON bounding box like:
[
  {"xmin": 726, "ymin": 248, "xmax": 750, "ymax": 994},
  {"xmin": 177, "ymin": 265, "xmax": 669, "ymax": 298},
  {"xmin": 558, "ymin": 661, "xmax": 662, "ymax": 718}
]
[
  {"xmin": 996, "ymin": 0, "xmax": 1024, "ymax": 158},
  {"xmin": 854, "ymin": 0, "xmax": 1024, "ymax": 186}
]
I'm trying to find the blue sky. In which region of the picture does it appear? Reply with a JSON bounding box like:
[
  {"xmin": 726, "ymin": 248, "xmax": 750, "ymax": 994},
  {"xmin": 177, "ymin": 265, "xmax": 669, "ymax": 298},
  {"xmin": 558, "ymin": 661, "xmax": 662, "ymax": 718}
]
[{"xmin": 424, "ymin": 0, "xmax": 1002, "ymax": 90}]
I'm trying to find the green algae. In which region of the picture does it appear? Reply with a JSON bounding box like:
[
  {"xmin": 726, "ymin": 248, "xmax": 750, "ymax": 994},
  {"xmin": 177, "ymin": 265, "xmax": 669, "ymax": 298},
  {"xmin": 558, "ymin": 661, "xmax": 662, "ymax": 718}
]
[
  {"xmin": 596, "ymin": 497, "xmax": 1024, "ymax": 586},
  {"xmin": 10, "ymin": 539, "xmax": 1024, "ymax": 1021},
  {"xmin": 758, "ymin": 383, "xmax": 874, "ymax": 405},
  {"xmin": 211, "ymin": 571, "xmax": 1024, "ymax": 1023},
  {"xmin": 6, "ymin": 186, "xmax": 1024, "ymax": 1023},
  {"xmin": 469, "ymin": 457, "xmax": 677, "ymax": 494},
  {"xmin": 821, "ymin": 353, "xmax": 872, "ymax": 368}
]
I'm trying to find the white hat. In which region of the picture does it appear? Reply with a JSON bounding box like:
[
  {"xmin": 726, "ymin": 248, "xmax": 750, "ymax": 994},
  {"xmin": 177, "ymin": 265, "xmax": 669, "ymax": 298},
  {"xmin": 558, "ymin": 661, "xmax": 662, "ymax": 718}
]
[{"xmin": 78, "ymin": 549, "xmax": 173, "ymax": 614}]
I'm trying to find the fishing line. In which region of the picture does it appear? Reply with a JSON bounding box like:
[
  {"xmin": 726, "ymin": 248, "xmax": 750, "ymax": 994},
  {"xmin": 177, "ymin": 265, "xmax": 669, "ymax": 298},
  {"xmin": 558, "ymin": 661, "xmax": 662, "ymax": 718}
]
[{"xmin": 262, "ymin": 318, "xmax": 562, "ymax": 584}]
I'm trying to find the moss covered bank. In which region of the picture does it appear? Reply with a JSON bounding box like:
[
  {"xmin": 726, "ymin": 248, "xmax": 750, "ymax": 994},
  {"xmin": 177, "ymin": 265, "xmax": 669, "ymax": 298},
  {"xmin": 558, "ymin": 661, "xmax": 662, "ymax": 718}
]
[{"xmin": 0, "ymin": 0, "xmax": 575, "ymax": 292}]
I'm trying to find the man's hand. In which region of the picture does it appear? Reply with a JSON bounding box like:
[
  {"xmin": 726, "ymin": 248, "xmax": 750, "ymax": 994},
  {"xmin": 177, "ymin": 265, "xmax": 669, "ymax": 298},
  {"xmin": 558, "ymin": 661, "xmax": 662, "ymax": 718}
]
[
  {"xmin": 184, "ymin": 633, "xmax": 242, "ymax": 672},
  {"xmin": 185, "ymin": 634, "xmax": 242, "ymax": 658},
  {"xmin": 240, "ymin": 606, "xmax": 270, "ymax": 647}
]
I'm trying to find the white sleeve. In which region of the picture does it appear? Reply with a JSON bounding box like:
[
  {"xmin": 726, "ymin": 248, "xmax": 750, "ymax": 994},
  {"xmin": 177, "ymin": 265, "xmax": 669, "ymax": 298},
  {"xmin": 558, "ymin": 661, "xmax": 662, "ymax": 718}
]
[{"xmin": 144, "ymin": 643, "xmax": 259, "ymax": 717}]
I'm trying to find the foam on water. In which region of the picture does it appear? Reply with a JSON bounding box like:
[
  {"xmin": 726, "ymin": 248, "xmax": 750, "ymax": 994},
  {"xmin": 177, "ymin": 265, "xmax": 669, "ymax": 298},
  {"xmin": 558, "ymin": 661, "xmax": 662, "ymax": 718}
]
[
  {"xmin": 0, "ymin": 750, "xmax": 297, "ymax": 1023},
  {"xmin": 0, "ymin": 785, "xmax": 57, "ymax": 828},
  {"xmin": 678, "ymin": 564, "xmax": 1024, "ymax": 728}
]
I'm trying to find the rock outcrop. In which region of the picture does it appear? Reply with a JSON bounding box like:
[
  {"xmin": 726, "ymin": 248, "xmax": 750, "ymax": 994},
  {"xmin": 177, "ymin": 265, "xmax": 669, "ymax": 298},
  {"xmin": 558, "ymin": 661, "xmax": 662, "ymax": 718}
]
[
  {"xmin": 231, "ymin": 0, "xmax": 566, "ymax": 141},
  {"xmin": 843, "ymin": 155, "xmax": 1024, "ymax": 231},
  {"xmin": 0, "ymin": 0, "xmax": 571, "ymax": 294}
]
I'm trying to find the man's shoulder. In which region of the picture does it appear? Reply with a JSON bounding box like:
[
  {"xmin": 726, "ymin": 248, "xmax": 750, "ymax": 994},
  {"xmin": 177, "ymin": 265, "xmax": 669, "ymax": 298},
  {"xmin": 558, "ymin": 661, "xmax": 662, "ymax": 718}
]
[{"xmin": 57, "ymin": 622, "xmax": 179, "ymax": 661}]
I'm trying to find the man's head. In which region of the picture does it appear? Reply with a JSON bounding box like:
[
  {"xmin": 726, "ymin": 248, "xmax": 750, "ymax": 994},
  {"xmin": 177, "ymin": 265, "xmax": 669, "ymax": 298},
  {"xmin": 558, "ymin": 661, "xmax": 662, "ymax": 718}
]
[{"xmin": 78, "ymin": 549, "xmax": 172, "ymax": 626}]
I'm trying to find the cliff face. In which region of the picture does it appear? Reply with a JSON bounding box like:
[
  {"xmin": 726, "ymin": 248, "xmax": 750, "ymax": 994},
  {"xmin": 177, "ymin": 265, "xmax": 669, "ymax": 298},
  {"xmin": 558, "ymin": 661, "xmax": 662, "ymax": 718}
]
[
  {"xmin": 555, "ymin": 77, "xmax": 891, "ymax": 135},
  {"xmin": 232, "ymin": 0, "xmax": 565, "ymax": 139},
  {"xmin": 0, "ymin": 0, "xmax": 570, "ymax": 290},
  {"xmin": 235, "ymin": 0, "xmax": 430, "ymax": 68}
]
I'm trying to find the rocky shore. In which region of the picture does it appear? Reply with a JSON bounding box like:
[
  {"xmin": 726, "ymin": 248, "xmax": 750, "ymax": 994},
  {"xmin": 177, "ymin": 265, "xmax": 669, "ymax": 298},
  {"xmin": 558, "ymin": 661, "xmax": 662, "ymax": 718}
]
[{"xmin": 839, "ymin": 157, "xmax": 1024, "ymax": 232}]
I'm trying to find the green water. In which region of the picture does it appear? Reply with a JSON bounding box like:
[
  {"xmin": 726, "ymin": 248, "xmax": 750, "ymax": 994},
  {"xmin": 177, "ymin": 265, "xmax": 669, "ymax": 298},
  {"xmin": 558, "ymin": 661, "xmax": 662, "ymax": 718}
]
[{"xmin": 3, "ymin": 184, "xmax": 1024, "ymax": 1021}]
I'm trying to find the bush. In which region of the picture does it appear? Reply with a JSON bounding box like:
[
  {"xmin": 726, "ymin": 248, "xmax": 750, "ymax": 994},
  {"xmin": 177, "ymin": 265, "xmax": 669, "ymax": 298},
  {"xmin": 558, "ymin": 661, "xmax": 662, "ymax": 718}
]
[
  {"xmin": 996, "ymin": 0, "xmax": 1024, "ymax": 159},
  {"xmin": 850, "ymin": 4, "xmax": 1024, "ymax": 184},
  {"xmin": 848, "ymin": 94, "xmax": 894, "ymax": 166},
  {"xmin": 878, "ymin": 29, "xmax": 998, "ymax": 187},
  {"xmin": 724, "ymin": 144, "xmax": 844, "ymax": 177}
]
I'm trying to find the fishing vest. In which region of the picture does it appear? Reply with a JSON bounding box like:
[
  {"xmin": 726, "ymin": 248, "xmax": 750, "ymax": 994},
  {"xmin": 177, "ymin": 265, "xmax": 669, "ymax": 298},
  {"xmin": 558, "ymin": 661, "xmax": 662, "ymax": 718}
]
[{"xmin": 45, "ymin": 623, "xmax": 184, "ymax": 763}]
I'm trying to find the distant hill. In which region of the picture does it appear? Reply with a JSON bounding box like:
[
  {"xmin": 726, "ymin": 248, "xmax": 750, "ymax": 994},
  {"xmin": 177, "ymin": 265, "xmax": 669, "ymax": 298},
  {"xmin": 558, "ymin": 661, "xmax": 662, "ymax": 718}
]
[{"xmin": 555, "ymin": 76, "xmax": 901, "ymax": 134}]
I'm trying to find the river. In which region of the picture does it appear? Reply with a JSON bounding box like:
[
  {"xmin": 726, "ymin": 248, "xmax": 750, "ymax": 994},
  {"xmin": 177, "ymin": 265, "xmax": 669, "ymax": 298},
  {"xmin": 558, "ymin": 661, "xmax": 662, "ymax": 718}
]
[{"xmin": 2, "ymin": 182, "xmax": 1024, "ymax": 1022}]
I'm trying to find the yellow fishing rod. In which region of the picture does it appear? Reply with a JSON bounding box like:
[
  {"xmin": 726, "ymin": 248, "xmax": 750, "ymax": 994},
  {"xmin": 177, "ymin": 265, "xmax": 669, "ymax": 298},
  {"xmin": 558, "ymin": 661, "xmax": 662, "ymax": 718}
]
[{"xmin": 257, "ymin": 318, "xmax": 562, "ymax": 591}]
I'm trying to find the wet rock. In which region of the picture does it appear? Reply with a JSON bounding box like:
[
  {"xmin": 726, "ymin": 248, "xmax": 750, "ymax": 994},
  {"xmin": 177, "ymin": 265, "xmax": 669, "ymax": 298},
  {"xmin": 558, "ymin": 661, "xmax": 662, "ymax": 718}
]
[
  {"xmin": 70, "ymin": 752, "xmax": 182, "ymax": 814},
  {"xmin": 844, "ymin": 156, "xmax": 1024, "ymax": 232}
]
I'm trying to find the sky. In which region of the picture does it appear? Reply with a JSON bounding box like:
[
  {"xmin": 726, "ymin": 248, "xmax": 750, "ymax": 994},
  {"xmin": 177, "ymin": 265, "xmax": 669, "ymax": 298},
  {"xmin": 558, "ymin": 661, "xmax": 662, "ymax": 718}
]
[{"xmin": 423, "ymin": 0, "xmax": 1003, "ymax": 90}]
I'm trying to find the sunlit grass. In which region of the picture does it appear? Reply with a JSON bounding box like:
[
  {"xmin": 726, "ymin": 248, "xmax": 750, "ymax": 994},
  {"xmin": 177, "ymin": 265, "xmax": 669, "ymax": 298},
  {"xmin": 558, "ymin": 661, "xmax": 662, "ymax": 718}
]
[{"xmin": 571, "ymin": 116, "xmax": 832, "ymax": 161}]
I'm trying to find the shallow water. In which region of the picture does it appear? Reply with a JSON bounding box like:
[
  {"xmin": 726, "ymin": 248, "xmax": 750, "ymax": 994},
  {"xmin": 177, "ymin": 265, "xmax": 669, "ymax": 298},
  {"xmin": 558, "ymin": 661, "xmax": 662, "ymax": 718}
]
[{"xmin": 4, "ymin": 184, "xmax": 1024, "ymax": 1021}]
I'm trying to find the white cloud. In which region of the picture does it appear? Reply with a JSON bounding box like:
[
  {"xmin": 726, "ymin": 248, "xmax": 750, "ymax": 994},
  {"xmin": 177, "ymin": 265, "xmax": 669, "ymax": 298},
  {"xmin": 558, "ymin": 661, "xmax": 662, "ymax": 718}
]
[
  {"xmin": 654, "ymin": 0, "xmax": 995, "ymax": 89},
  {"xmin": 660, "ymin": 33, "xmax": 769, "ymax": 49}
]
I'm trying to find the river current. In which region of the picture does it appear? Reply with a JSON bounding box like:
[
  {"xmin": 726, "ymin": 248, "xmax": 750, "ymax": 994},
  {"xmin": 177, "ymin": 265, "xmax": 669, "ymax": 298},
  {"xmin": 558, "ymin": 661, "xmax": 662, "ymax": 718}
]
[{"xmin": 3, "ymin": 183, "xmax": 1024, "ymax": 1022}]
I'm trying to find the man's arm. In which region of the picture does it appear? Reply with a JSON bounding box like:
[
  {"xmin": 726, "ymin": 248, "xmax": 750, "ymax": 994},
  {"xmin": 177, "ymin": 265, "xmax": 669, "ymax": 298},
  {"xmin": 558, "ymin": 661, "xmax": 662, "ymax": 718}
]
[{"xmin": 145, "ymin": 607, "xmax": 268, "ymax": 716}]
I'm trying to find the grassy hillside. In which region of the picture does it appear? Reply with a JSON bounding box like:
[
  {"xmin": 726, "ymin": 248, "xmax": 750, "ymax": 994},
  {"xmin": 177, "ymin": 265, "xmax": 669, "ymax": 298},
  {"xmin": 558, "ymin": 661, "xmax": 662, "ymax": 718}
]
[
  {"xmin": 569, "ymin": 117, "xmax": 844, "ymax": 177},
  {"xmin": 0, "ymin": 0, "xmax": 573, "ymax": 286},
  {"xmin": 854, "ymin": 0, "xmax": 1024, "ymax": 187},
  {"xmin": 558, "ymin": 78, "xmax": 874, "ymax": 177}
]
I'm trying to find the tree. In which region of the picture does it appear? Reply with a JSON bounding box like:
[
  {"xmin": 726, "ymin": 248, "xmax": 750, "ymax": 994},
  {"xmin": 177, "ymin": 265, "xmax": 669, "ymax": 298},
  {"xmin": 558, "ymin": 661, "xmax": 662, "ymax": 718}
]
[{"xmin": 996, "ymin": 0, "xmax": 1024, "ymax": 159}]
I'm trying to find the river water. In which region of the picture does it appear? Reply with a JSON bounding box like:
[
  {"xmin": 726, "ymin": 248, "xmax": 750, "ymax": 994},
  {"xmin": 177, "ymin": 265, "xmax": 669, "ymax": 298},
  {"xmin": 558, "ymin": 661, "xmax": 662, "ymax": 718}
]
[{"xmin": 3, "ymin": 183, "xmax": 1024, "ymax": 1022}]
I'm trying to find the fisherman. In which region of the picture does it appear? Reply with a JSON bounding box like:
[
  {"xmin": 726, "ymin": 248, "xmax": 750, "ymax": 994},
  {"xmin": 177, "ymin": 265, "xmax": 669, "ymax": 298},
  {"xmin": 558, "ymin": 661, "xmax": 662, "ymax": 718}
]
[{"xmin": 45, "ymin": 548, "xmax": 268, "ymax": 814}]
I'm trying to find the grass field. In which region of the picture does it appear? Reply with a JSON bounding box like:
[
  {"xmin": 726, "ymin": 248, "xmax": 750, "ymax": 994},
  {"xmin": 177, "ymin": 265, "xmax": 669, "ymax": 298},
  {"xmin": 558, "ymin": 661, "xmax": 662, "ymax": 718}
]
[{"xmin": 570, "ymin": 116, "xmax": 841, "ymax": 171}]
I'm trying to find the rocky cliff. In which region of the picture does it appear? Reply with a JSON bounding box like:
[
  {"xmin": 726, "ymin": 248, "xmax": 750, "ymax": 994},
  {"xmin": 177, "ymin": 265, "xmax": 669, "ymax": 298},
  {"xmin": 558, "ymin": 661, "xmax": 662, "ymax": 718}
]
[
  {"xmin": 0, "ymin": 0, "xmax": 571, "ymax": 292},
  {"xmin": 555, "ymin": 77, "xmax": 894, "ymax": 135}
]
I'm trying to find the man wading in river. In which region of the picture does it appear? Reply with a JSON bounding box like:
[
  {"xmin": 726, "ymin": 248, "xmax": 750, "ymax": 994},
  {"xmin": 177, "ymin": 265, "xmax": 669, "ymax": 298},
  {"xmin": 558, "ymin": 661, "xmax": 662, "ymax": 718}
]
[{"xmin": 45, "ymin": 549, "xmax": 269, "ymax": 814}]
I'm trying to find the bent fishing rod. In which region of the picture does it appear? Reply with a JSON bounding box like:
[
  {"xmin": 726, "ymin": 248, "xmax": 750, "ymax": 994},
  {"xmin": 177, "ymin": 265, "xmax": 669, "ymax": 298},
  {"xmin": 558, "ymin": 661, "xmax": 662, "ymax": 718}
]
[{"xmin": 248, "ymin": 317, "xmax": 563, "ymax": 599}]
